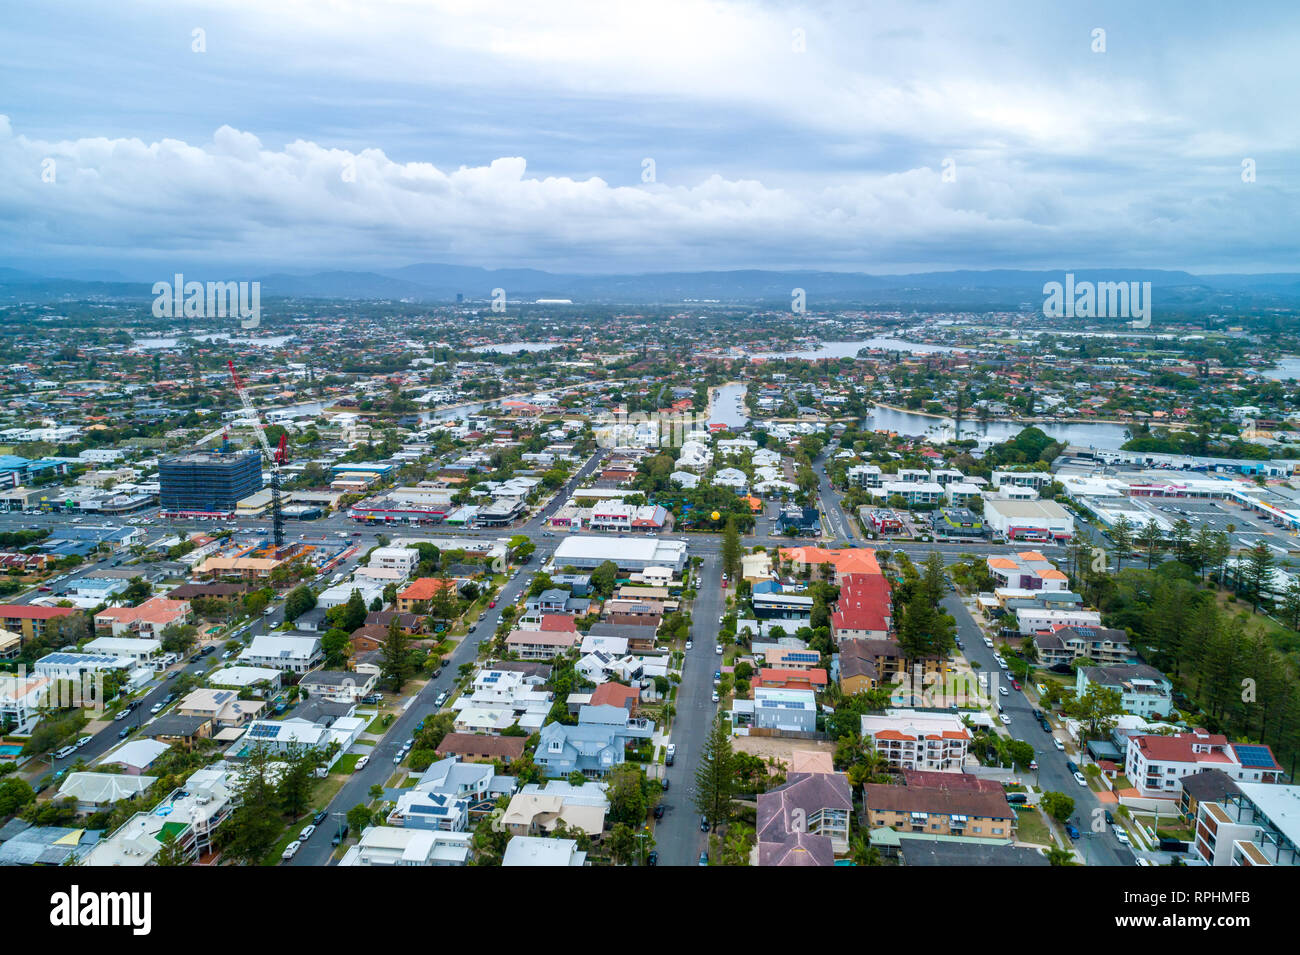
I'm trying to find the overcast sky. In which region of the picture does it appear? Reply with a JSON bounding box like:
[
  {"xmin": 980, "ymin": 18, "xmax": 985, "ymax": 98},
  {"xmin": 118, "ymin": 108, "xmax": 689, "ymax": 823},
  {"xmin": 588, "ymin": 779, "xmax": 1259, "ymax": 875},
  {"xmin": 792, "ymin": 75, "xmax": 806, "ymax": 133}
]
[{"xmin": 2, "ymin": 0, "xmax": 1298, "ymax": 278}]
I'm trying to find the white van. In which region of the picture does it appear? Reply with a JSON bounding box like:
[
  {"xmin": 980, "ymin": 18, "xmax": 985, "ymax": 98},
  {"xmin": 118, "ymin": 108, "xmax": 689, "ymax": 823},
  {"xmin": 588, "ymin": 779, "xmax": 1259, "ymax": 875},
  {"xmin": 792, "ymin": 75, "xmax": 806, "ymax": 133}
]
[{"xmin": 53, "ymin": 745, "xmax": 77, "ymax": 759}]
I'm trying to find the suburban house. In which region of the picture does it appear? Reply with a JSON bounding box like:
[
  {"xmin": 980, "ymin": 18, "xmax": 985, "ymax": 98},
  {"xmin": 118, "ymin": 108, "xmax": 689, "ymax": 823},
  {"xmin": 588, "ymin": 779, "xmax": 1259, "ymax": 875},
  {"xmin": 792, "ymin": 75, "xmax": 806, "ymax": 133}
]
[
  {"xmin": 338, "ymin": 826, "xmax": 472, "ymax": 867},
  {"xmin": 757, "ymin": 770, "xmax": 853, "ymax": 858},
  {"xmin": 176, "ymin": 688, "xmax": 265, "ymax": 727},
  {"xmin": 502, "ymin": 835, "xmax": 586, "ymax": 866},
  {"xmin": 238, "ymin": 634, "xmax": 323, "ymax": 673},
  {"xmin": 730, "ymin": 687, "xmax": 817, "ymax": 734},
  {"xmin": 533, "ymin": 704, "xmax": 655, "ymax": 778},
  {"xmin": 299, "ymin": 669, "xmax": 377, "ymax": 703},
  {"xmin": 434, "ymin": 733, "xmax": 527, "ymax": 765},
  {"xmin": 501, "ymin": 780, "xmax": 610, "ymax": 836}
]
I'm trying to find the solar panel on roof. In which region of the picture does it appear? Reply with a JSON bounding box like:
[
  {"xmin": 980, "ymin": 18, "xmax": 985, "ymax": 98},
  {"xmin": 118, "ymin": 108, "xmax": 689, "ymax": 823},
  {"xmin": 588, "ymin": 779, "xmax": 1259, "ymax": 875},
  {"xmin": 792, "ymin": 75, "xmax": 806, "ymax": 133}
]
[{"xmin": 1235, "ymin": 745, "xmax": 1276, "ymax": 768}]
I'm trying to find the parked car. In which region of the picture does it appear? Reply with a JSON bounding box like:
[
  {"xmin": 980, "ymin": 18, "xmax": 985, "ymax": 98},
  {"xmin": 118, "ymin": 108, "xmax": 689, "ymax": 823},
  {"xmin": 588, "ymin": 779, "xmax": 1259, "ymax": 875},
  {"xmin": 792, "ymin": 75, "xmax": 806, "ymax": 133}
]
[
  {"xmin": 1053, "ymin": 738, "xmax": 1065, "ymax": 751},
  {"xmin": 117, "ymin": 727, "xmax": 131, "ymax": 739},
  {"xmin": 700, "ymin": 816, "xmax": 710, "ymax": 832},
  {"xmin": 661, "ymin": 778, "xmax": 669, "ymax": 791},
  {"xmin": 1073, "ymin": 771, "xmax": 1088, "ymax": 787},
  {"xmin": 665, "ymin": 744, "xmax": 675, "ymax": 766},
  {"xmin": 331, "ymin": 824, "xmax": 349, "ymax": 846},
  {"xmin": 355, "ymin": 756, "xmax": 369, "ymax": 771},
  {"xmin": 646, "ymin": 849, "xmax": 659, "ymax": 865},
  {"xmin": 281, "ymin": 840, "xmax": 301, "ymax": 860},
  {"xmin": 75, "ymin": 735, "xmax": 91, "ymax": 748},
  {"xmin": 435, "ymin": 691, "xmax": 448, "ymax": 706},
  {"xmin": 653, "ymin": 804, "xmax": 665, "ymax": 819},
  {"xmin": 1112, "ymin": 825, "xmax": 1131, "ymax": 845},
  {"xmin": 714, "ymin": 644, "xmax": 722, "ymax": 655},
  {"xmin": 999, "ymin": 686, "xmax": 1009, "ymax": 697},
  {"xmin": 1065, "ymin": 823, "xmax": 1080, "ymax": 840},
  {"xmin": 711, "ymin": 691, "xmax": 719, "ymax": 703},
  {"xmin": 698, "ymin": 850, "xmax": 708, "ymax": 866},
  {"xmin": 684, "ymin": 641, "xmax": 692, "ymax": 650},
  {"xmin": 299, "ymin": 824, "xmax": 317, "ymax": 840},
  {"xmin": 113, "ymin": 709, "xmax": 131, "ymax": 721},
  {"xmin": 488, "ymin": 601, "xmax": 496, "ymax": 609},
  {"xmin": 313, "ymin": 809, "xmax": 328, "ymax": 826}
]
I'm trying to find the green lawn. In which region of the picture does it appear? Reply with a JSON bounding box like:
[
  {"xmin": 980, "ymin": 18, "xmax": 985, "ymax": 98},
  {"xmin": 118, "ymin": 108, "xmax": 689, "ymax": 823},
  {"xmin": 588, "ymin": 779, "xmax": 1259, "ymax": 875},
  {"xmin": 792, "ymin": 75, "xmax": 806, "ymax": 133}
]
[
  {"xmin": 333, "ymin": 753, "xmax": 361, "ymax": 775},
  {"xmin": 1014, "ymin": 807, "xmax": 1057, "ymax": 847}
]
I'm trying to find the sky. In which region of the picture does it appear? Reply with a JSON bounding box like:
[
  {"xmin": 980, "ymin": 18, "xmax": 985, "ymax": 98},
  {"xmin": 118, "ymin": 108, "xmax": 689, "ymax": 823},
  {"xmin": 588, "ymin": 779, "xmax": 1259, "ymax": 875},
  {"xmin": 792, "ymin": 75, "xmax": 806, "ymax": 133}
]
[{"xmin": 1, "ymin": 0, "xmax": 1299, "ymax": 278}]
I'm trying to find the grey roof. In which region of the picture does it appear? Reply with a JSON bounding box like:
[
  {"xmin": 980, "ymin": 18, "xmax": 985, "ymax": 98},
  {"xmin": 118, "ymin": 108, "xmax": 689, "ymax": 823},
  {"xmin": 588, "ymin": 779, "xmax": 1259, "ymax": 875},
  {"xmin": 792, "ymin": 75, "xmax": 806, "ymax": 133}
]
[
  {"xmin": 898, "ymin": 837, "xmax": 1050, "ymax": 867},
  {"xmin": 146, "ymin": 714, "xmax": 211, "ymax": 738},
  {"xmin": 758, "ymin": 830, "xmax": 835, "ymax": 866},
  {"xmin": 1180, "ymin": 768, "xmax": 1240, "ymax": 803},
  {"xmin": 0, "ymin": 826, "xmax": 102, "ymax": 866}
]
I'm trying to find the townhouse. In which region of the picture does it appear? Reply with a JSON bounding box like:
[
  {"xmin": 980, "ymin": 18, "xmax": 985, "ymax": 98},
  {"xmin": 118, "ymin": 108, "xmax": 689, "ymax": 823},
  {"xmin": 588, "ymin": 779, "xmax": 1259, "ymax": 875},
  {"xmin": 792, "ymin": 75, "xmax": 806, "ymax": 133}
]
[{"xmin": 1125, "ymin": 730, "xmax": 1282, "ymax": 798}]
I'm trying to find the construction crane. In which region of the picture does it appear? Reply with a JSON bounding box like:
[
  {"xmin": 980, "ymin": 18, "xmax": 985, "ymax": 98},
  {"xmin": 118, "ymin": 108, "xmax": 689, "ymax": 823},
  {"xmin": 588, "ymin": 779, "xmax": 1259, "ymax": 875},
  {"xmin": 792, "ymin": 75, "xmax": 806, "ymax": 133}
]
[{"xmin": 227, "ymin": 359, "xmax": 287, "ymax": 548}]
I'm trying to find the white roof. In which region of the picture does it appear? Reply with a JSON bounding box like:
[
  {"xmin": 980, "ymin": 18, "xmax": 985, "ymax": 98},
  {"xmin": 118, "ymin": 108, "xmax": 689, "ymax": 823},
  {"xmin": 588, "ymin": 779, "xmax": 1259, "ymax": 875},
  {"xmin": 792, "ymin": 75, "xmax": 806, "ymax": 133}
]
[
  {"xmin": 58, "ymin": 772, "xmax": 157, "ymax": 803},
  {"xmin": 103, "ymin": 738, "xmax": 170, "ymax": 769}
]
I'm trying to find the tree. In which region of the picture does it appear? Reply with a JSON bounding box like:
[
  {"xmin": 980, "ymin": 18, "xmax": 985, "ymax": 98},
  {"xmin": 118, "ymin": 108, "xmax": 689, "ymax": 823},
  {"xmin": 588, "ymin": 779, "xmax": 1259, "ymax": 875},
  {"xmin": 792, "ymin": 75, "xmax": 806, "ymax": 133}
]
[
  {"xmin": 605, "ymin": 763, "xmax": 653, "ymax": 826},
  {"xmin": 277, "ymin": 743, "xmax": 321, "ymax": 818},
  {"xmin": 606, "ymin": 822, "xmax": 637, "ymax": 866},
  {"xmin": 320, "ymin": 628, "xmax": 351, "ymax": 669},
  {"xmin": 721, "ymin": 518, "xmax": 742, "ymax": 582},
  {"xmin": 590, "ymin": 560, "xmax": 619, "ymax": 598},
  {"xmin": 379, "ymin": 616, "xmax": 413, "ymax": 693},
  {"xmin": 1109, "ymin": 515, "xmax": 1135, "ymax": 572},
  {"xmin": 216, "ymin": 744, "xmax": 282, "ymax": 864},
  {"xmin": 1243, "ymin": 541, "xmax": 1276, "ymax": 611},
  {"xmin": 284, "ymin": 584, "xmax": 317, "ymax": 622},
  {"xmin": 1046, "ymin": 846, "xmax": 1075, "ymax": 866},
  {"xmin": 339, "ymin": 589, "xmax": 368, "ymax": 633},
  {"xmin": 155, "ymin": 828, "xmax": 187, "ymax": 866},
  {"xmin": 346, "ymin": 803, "xmax": 373, "ymax": 836},
  {"xmin": 1137, "ymin": 519, "xmax": 1165, "ymax": 569},
  {"xmin": 0, "ymin": 777, "xmax": 35, "ymax": 815},
  {"xmin": 1040, "ymin": 791, "xmax": 1075, "ymax": 823},
  {"xmin": 693, "ymin": 715, "xmax": 735, "ymax": 829},
  {"xmin": 1067, "ymin": 684, "xmax": 1122, "ymax": 744},
  {"xmin": 896, "ymin": 551, "xmax": 956, "ymax": 666}
]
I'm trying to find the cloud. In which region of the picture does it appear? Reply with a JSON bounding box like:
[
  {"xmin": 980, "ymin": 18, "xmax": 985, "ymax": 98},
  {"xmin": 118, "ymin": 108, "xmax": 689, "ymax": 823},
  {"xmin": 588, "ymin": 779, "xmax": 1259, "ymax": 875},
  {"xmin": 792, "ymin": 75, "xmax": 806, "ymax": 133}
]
[{"xmin": 0, "ymin": 1, "xmax": 1298, "ymax": 273}]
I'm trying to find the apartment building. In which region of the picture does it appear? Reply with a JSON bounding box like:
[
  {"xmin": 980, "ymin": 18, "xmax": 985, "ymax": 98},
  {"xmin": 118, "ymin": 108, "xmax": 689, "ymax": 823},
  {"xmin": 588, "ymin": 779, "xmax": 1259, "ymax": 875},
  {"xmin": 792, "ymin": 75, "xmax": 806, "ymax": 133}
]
[
  {"xmin": 1077, "ymin": 664, "xmax": 1172, "ymax": 718},
  {"xmin": 1125, "ymin": 730, "xmax": 1283, "ymax": 798},
  {"xmin": 863, "ymin": 782, "xmax": 1016, "ymax": 840},
  {"xmin": 1195, "ymin": 783, "xmax": 1300, "ymax": 867},
  {"xmin": 859, "ymin": 709, "xmax": 971, "ymax": 773},
  {"xmin": 1033, "ymin": 624, "xmax": 1134, "ymax": 667}
]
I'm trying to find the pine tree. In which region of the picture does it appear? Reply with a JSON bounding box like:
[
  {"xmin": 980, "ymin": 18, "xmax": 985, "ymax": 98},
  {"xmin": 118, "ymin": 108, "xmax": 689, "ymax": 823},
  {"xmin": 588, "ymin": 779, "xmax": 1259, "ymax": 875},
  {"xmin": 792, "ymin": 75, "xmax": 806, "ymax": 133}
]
[
  {"xmin": 693, "ymin": 715, "xmax": 735, "ymax": 830},
  {"xmin": 380, "ymin": 616, "xmax": 411, "ymax": 693},
  {"xmin": 1109, "ymin": 515, "xmax": 1135, "ymax": 572},
  {"xmin": 721, "ymin": 518, "xmax": 742, "ymax": 582}
]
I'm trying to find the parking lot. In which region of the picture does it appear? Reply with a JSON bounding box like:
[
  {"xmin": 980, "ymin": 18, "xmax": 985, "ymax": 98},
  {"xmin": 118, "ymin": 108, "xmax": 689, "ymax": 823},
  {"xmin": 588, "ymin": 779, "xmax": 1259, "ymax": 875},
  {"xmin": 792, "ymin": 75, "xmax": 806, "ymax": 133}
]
[{"xmin": 1155, "ymin": 498, "xmax": 1300, "ymax": 553}]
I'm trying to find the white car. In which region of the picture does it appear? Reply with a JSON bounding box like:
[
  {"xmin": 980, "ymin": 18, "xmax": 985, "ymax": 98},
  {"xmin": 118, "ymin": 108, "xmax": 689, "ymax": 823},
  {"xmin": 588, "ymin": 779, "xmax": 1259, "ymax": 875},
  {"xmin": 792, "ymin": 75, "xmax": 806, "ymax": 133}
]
[
  {"xmin": 711, "ymin": 692, "xmax": 719, "ymax": 703},
  {"xmin": 76, "ymin": 735, "xmax": 92, "ymax": 748},
  {"xmin": 714, "ymin": 644, "xmax": 722, "ymax": 655},
  {"xmin": 983, "ymin": 637, "xmax": 994, "ymax": 648},
  {"xmin": 281, "ymin": 840, "xmax": 301, "ymax": 860},
  {"xmin": 1112, "ymin": 825, "xmax": 1131, "ymax": 845},
  {"xmin": 684, "ymin": 641, "xmax": 693, "ymax": 650},
  {"xmin": 150, "ymin": 702, "xmax": 165, "ymax": 714},
  {"xmin": 998, "ymin": 714, "xmax": 1012, "ymax": 725},
  {"xmin": 999, "ymin": 686, "xmax": 1009, "ymax": 696},
  {"xmin": 299, "ymin": 824, "xmax": 317, "ymax": 840},
  {"xmin": 1073, "ymin": 771, "xmax": 1088, "ymax": 787},
  {"xmin": 1053, "ymin": 738, "xmax": 1065, "ymax": 751}
]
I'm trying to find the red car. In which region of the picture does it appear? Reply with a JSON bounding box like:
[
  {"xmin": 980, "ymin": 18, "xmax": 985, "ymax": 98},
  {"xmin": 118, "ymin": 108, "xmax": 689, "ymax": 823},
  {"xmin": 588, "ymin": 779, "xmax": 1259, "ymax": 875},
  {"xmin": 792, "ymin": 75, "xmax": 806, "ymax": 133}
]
[
  {"xmin": 1011, "ymin": 680, "xmax": 1021, "ymax": 691},
  {"xmin": 488, "ymin": 601, "xmax": 496, "ymax": 609}
]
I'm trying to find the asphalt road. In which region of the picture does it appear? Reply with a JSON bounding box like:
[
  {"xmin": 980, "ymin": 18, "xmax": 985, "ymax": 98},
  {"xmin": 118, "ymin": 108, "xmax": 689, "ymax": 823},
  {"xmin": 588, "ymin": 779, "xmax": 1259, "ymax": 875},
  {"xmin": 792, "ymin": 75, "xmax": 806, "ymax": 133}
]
[
  {"xmin": 944, "ymin": 592, "xmax": 1135, "ymax": 866},
  {"xmin": 655, "ymin": 551, "xmax": 724, "ymax": 867}
]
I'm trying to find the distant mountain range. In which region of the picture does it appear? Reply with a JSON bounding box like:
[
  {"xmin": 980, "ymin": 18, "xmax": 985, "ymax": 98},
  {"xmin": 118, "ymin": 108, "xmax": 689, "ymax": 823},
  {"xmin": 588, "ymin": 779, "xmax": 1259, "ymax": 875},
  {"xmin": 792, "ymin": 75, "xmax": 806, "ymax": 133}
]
[{"xmin": 3, "ymin": 263, "xmax": 1300, "ymax": 309}]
